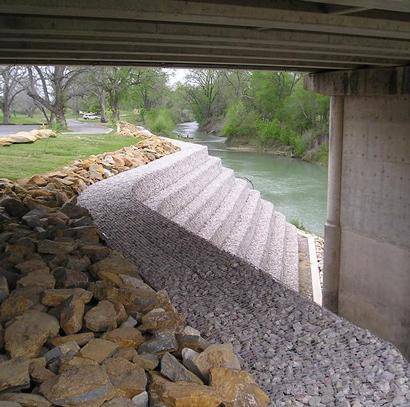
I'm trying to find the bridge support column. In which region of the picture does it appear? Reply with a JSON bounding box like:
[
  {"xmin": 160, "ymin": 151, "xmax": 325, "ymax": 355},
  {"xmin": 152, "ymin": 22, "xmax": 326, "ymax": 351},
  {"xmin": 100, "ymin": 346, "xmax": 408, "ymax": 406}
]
[{"xmin": 305, "ymin": 67, "xmax": 410, "ymax": 359}]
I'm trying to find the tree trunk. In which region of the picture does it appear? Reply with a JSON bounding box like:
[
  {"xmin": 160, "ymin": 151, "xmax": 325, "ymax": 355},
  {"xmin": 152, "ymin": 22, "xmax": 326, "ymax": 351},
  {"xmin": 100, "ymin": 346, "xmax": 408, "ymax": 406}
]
[
  {"xmin": 99, "ymin": 91, "xmax": 108, "ymax": 123},
  {"xmin": 2, "ymin": 100, "xmax": 11, "ymax": 124}
]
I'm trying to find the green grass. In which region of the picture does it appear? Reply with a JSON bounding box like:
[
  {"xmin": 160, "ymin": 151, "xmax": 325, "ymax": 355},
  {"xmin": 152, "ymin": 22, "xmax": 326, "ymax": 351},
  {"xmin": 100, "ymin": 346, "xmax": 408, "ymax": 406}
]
[
  {"xmin": 0, "ymin": 133, "xmax": 138, "ymax": 181},
  {"xmin": 0, "ymin": 113, "xmax": 45, "ymax": 125}
]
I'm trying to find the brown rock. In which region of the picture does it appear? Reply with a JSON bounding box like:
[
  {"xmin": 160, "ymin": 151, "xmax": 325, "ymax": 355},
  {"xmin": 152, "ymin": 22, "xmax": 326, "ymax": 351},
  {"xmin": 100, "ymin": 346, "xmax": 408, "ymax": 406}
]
[
  {"xmin": 16, "ymin": 270, "xmax": 55, "ymax": 290},
  {"xmin": 106, "ymin": 287, "xmax": 159, "ymax": 315},
  {"xmin": 0, "ymin": 275, "xmax": 9, "ymax": 303},
  {"xmin": 149, "ymin": 373, "xmax": 222, "ymax": 407},
  {"xmin": 210, "ymin": 367, "xmax": 270, "ymax": 407},
  {"xmin": 103, "ymin": 357, "xmax": 147, "ymax": 398},
  {"xmin": 84, "ymin": 300, "xmax": 117, "ymax": 332},
  {"xmin": 161, "ymin": 352, "xmax": 203, "ymax": 384},
  {"xmin": 50, "ymin": 332, "xmax": 94, "ymax": 347},
  {"xmin": 15, "ymin": 258, "xmax": 49, "ymax": 274},
  {"xmin": 66, "ymin": 255, "xmax": 91, "ymax": 272},
  {"xmin": 102, "ymin": 327, "xmax": 144, "ymax": 349},
  {"xmin": 79, "ymin": 244, "xmax": 110, "ymax": 262},
  {"xmin": 54, "ymin": 268, "xmax": 89, "ymax": 289},
  {"xmin": 65, "ymin": 226, "xmax": 100, "ymax": 243},
  {"xmin": 132, "ymin": 353, "xmax": 159, "ymax": 371},
  {"xmin": 29, "ymin": 358, "xmax": 56, "ymax": 384},
  {"xmin": 90, "ymin": 253, "xmax": 139, "ymax": 277},
  {"xmin": 80, "ymin": 338, "xmax": 119, "ymax": 363},
  {"xmin": 5, "ymin": 238, "xmax": 35, "ymax": 264},
  {"xmin": 0, "ymin": 197, "xmax": 29, "ymax": 218},
  {"xmin": 42, "ymin": 288, "xmax": 92, "ymax": 307},
  {"xmin": 60, "ymin": 202, "xmax": 90, "ymax": 219},
  {"xmin": 60, "ymin": 295, "xmax": 85, "ymax": 335},
  {"xmin": 0, "ymin": 401, "xmax": 22, "ymax": 407},
  {"xmin": 5, "ymin": 310, "xmax": 60, "ymax": 358},
  {"xmin": 101, "ymin": 398, "xmax": 135, "ymax": 407},
  {"xmin": 0, "ymin": 357, "xmax": 30, "ymax": 392},
  {"xmin": 0, "ymin": 287, "xmax": 43, "ymax": 322},
  {"xmin": 140, "ymin": 308, "xmax": 185, "ymax": 333},
  {"xmin": 138, "ymin": 330, "xmax": 178, "ymax": 355},
  {"xmin": 37, "ymin": 239, "xmax": 77, "ymax": 255},
  {"xmin": 41, "ymin": 364, "xmax": 115, "ymax": 407},
  {"xmin": 177, "ymin": 334, "xmax": 210, "ymax": 353},
  {"xmin": 191, "ymin": 343, "xmax": 241, "ymax": 382},
  {"xmin": 58, "ymin": 356, "xmax": 99, "ymax": 372},
  {"xmin": 0, "ymin": 393, "xmax": 51, "ymax": 407},
  {"xmin": 113, "ymin": 347, "xmax": 138, "ymax": 361}
]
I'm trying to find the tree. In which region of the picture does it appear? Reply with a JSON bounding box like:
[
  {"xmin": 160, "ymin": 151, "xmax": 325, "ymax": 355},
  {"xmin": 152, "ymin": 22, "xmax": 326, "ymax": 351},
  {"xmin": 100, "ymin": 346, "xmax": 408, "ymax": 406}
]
[
  {"xmin": 185, "ymin": 70, "xmax": 224, "ymax": 124},
  {"xmin": 0, "ymin": 66, "xmax": 25, "ymax": 124},
  {"xmin": 26, "ymin": 66, "xmax": 85, "ymax": 128}
]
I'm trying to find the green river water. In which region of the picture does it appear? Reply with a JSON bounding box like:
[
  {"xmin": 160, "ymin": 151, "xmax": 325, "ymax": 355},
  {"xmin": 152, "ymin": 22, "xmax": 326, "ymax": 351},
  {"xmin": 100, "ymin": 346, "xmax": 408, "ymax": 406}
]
[{"xmin": 174, "ymin": 122, "xmax": 328, "ymax": 236}]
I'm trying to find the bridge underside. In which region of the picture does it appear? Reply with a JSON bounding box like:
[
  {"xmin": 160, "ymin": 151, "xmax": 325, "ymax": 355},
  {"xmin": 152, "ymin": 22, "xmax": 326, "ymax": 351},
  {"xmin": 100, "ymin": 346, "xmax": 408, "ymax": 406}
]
[
  {"xmin": 1, "ymin": 0, "xmax": 409, "ymax": 358},
  {"xmin": 0, "ymin": 0, "xmax": 409, "ymax": 71}
]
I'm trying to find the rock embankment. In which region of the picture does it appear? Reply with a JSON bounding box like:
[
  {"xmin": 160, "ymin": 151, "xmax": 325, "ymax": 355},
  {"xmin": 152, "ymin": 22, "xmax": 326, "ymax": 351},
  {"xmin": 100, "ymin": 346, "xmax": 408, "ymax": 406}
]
[
  {"xmin": 0, "ymin": 129, "xmax": 56, "ymax": 147},
  {"xmin": 0, "ymin": 132, "xmax": 269, "ymax": 407}
]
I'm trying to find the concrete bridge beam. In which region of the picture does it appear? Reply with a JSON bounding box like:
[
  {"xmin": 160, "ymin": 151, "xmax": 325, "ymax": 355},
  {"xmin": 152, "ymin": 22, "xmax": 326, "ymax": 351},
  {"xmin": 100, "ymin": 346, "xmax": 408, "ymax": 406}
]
[{"xmin": 305, "ymin": 66, "xmax": 410, "ymax": 358}]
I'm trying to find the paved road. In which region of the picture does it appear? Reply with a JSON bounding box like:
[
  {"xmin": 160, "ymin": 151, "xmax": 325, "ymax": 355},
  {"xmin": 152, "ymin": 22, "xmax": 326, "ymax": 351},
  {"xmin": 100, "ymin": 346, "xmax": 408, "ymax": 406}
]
[
  {"xmin": 0, "ymin": 124, "xmax": 38, "ymax": 137},
  {"xmin": 64, "ymin": 119, "xmax": 112, "ymax": 135}
]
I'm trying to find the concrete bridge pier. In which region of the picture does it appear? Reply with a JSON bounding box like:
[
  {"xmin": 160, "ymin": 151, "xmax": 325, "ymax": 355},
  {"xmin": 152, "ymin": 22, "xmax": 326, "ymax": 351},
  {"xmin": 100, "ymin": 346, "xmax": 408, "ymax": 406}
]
[{"xmin": 305, "ymin": 66, "xmax": 410, "ymax": 359}]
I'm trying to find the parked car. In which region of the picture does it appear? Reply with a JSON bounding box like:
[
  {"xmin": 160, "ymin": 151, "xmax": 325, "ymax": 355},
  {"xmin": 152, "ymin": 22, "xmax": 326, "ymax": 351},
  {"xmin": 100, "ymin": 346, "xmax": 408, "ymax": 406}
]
[{"xmin": 82, "ymin": 113, "xmax": 101, "ymax": 120}]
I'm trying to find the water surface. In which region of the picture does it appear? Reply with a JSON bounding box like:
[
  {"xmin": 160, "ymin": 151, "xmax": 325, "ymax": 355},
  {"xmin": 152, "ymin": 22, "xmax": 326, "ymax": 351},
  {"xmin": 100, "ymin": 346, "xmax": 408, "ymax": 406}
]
[{"xmin": 174, "ymin": 122, "xmax": 327, "ymax": 236}]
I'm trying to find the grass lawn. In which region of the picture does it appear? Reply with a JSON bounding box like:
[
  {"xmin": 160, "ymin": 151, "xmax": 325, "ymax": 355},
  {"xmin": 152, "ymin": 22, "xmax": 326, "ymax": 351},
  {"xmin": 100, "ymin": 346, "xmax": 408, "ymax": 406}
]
[
  {"xmin": 0, "ymin": 113, "xmax": 45, "ymax": 125},
  {"xmin": 0, "ymin": 133, "xmax": 138, "ymax": 181}
]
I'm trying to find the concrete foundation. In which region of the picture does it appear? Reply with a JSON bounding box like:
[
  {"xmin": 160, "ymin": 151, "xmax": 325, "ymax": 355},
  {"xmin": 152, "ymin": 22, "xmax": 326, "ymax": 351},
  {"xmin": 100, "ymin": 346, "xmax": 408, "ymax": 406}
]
[{"xmin": 305, "ymin": 67, "xmax": 410, "ymax": 359}]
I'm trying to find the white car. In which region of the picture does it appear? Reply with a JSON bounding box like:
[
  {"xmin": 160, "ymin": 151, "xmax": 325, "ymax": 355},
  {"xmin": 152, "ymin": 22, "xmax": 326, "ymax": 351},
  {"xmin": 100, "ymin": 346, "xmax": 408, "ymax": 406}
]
[{"xmin": 83, "ymin": 113, "xmax": 101, "ymax": 120}]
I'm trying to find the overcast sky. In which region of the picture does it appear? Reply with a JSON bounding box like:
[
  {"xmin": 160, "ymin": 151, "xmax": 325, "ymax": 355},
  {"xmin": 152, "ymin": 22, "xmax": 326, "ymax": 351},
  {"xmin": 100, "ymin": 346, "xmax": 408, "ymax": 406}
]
[{"xmin": 164, "ymin": 68, "xmax": 189, "ymax": 86}]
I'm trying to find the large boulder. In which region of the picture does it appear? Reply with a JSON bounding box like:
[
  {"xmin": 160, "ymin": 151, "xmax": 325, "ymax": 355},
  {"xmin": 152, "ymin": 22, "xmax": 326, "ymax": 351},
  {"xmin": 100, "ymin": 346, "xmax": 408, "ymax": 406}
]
[
  {"xmin": 84, "ymin": 300, "xmax": 117, "ymax": 332},
  {"xmin": 102, "ymin": 357, "xmax": 147, "ymax": 398},
  {"xmin": 5, "ymin": 310, "xmax": 60, "ymax": 358},
  {"xmin": 149, "ymin": 373, "xmax": 222, "ymax": 407},
  {"xmin": 0, "ymin": 358, "xmax": 30, "ymax": 392},
  {"xmin": 210, "ymin": 368, "xmax": 270, "ymax": 407},
  {"xmin": 40, "ymin": 364, "xmax": 115, "ymax": 407}
]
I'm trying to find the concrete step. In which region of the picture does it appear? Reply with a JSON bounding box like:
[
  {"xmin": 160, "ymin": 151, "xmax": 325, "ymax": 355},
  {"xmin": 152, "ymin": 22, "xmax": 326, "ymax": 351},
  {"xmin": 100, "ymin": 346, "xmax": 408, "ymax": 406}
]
[
  {"xmin": 262, "ymin": 211, "xmax": 287, "ymax": 281},
  {"xmin": 281, "ymin": 223, "xmax": 299, "ymax": 292},
  {"xmin": 145, "ymin": 156, "xmax": 222, "ymax": 218},
  {"xmin": 173, "ymin": 167, "xmax": 235, "ymax": 230},
  {"xmin": 243, "ymin": 200, "xmax": 275, "ymax": 269},
  {"xmin": 199, "ymin": 179, "xmax": 249, "ymax": 246},
  {"xmin": 222, "ymin": 189, "xmax": 261, "ymax": 256},
  {"xmin": 132, "ymin": 142, "xmax": 209, "ymax": 201}
]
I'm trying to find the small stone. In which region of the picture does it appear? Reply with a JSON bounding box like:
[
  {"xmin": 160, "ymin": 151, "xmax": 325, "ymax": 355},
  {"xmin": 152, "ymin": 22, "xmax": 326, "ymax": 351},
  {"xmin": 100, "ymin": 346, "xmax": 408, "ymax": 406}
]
[
  {"xmin": 37, "ymin": 239, "xmax": 77, "ymax": 255},
  {"xmin": 80, "ymin": 338, "xmax": 119, "ymax": 363},
  {"xmin": 15, "ymin": 257, "xmax": 49, "ymax": 274},
  {"xmin": 120, "ymin": 315, "xmax": 138, "ymax": 328},
  {"xmin": 0, "ymin": 393, "xmax": 51, "ymax": 407},
  {"xmin": 50, "ymin": 332, "xmax": 94, "ymax": 347},
  {"xmin": 84, "ymin": 300, "xmax": 117, "ymax": 332},
  {"xmin": 133, "ymin": 353, "xmax": 159, "ymax": 371},
  {"xmin": 42, "ymin": 288, "xmax": 93, "ymax": 307},
  {"xmin": 161, "ymin": 352, "xmax": 203, "ymax": 384},
  {"xmin": 40, "ymin": 364, "xmax": 115, "ymax": 407},
  {"xmin": 58, "ymin": 356, "xmax": 99, "ymax": 372},
  {"xmin": 149, "ymin": 373, "xmax": 222, "ymax": 407},
  {"xmin": 210, "ymin": 367, "xmax": 270, "ymax": 407},
  {"xmin": 132, "ymin": 391, "xmax": 149, "ymax": 407},
  {"xmin": 191, "ymin": 343, "xmax": 241, "ymax": 382},
  {"xmin": 66, "ymin": 255, "xmax": 91, "ymax": 272},
  {"xmin": 0, "ymin": 357, "xmax": 30, "ymax": 392},
  {"xmin": 5, "ymin": 310, "xmax": 60, "ymax": 358},
  {"xmin": 103, "ymin": 357, "xmax": 147, "ymax": 398},
  {"xmin": 60, "ymin": 202, "xmax": 90, "ymax": 219},
  {"xmin": 79, "ymin": 244, "xmax": 110, "ymax": 262},
  {"xmin": 64, "ymin": 226, "xmax": 99, "ymax": 243},
  {"xmin": 44, "ymin": 341, "xmax": 80, "ymax": 364},
  {"xmin": 102, "ymin": 327, "xmax": 145, "ymax": 348},
  {"xmin": 138, "ymin": 330, "xmax": 178, "ymax": 355},
  {"xmin": 60, "ymin": 294, "xmax": 85, "ymax": 335},
  {"xmin": 182, "ymin": 326, "xmax": 201, "ymax": 336},
  {"xmin": 0, "ymin": 275, "xmax": 9, "ymax": 303},
  {"xmin": 114, "ymin": 347, "xmax": 138, "ymax": 361}
]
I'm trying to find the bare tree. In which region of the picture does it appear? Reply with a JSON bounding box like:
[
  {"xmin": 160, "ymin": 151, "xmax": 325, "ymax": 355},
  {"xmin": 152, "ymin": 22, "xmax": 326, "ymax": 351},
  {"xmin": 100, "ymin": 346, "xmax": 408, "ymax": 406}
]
[
  {"xmin": 0, "ymin": 66, "xmax": 25, "ymax": 124},
  {"xmin": 26, "ymin": 66, "xmax": 85, "ymax": 128}
]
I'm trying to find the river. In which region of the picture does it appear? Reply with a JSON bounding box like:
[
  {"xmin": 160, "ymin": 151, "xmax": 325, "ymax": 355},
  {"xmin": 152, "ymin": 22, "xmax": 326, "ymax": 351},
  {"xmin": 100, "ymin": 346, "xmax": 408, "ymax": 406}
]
[{"xmin": 174, "ymin": 122, "xmax": 327, "ymax": 236}]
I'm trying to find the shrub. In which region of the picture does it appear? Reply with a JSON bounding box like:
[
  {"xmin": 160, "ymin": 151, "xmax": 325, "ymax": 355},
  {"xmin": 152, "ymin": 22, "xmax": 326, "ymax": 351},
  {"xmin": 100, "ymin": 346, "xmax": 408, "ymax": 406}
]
[
  {"xmin": 144, "ymin": 108, "xmax": 175, "ymax": 136},
  {"xmin": 222, "ymin": 101, "xmax": 258, "ymax": 140}
]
